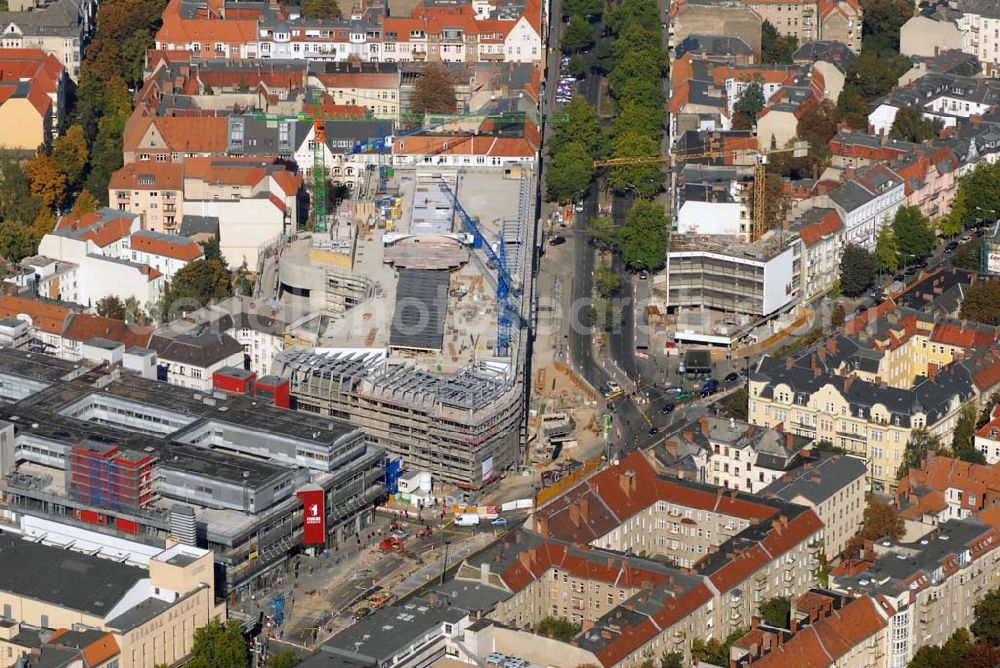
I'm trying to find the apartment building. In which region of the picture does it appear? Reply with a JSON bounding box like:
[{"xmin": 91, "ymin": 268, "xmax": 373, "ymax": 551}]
[
  {"xmin": 814, "ymin": 163, "xmax": 905, "ymax": 251},
  {"xmin": 531, "ymin": 452, "xmax": 824, "ymax": 636},
  {"xmin": 748, "ymin": 332, "xmax": 1000, "ymax": 491},
  {"xmin": 654, "ymin": 415, "xmax": 814, "ymax": 494},
  {"xmin": 0, "ymin": 537, "xmax": 224, "ymax": 668},
  {"xmin": 307, "ymin": 62, "xmax": 401, "ymax": 118},
  {"xmin": 976, "ymin": 406, "xmax": 1000, "ymax": 463},
  {"xmin": 37, "ymin": 209, "xmax": 167, "ymax": 309},
  {"xmin": 897, "ymin": 456, "xmax": 1000, "ymax": 535},
  {"xmin": 833, "ymin": 518, "xmax": 1000, "ymax": 667},
  {"xmin": 0, "ymin": 0, "xmax": 96, "ymax": 80},
  {"xmin": 790, "ymin": 207, "xmax": 845, "ymax": 302},
  {"xmin": 0, "ymin": 48, "xmax": 66, "ymax": 149},
  {"xmin": 762, "ymin": 452, "xmax": 868, "ymax": 558},
  {"xmin": 733, "ymin": 590, "xmax": 891, "ymax": 667},
  {"xmin": 869, "ymin": 74, "xmax": 1000, "ymax": 136},
  {"xmin": 739, "ymin": 0, "xmax": 862, "ymax": 52},
  {"xmin": 109, "ymin": 162, "xmax": 183, "ymax": 233}
]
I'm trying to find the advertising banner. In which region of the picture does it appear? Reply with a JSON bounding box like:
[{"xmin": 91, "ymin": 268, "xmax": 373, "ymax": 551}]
[{"xmin": 297, "ymin": 486, "xmax": 325, "ymax": 545}]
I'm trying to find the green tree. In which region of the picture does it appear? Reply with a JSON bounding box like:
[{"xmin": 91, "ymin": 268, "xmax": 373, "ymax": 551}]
[
  {"xmin": 691, "ymin": 638, "xmax": 728, "ymax": 666},
  {"xmin": 838, "ymin": 51, "xmax": 910, "ymax": 126},
  {"xmin": 51, "ymin": 125, "xmax": 89, "ymax": 188},
  {"xmin": 897, "ymin": 427, "xmax": 941, "ymax": 478},
  {"xmin": 25, "ymin": 153, "xmax": 67, "ymax": 212},
  {"xmin": 566, "ymin": 53, "xmax": 588, "ymax": 79},
  {"xmin": 724, "ymin": 388, "xmax": 749, "ymax": 421},
  {"xmin": 562, "ymin": 14, "xmax": 594, "ymax": 53},
  {"xmin": 96, "ymin": 295, "xmax": 127, "ymax": 320},
  {"xmin": 875, "ymin": 225, "xmax": 899, "ymax": 273},
  {"xmin": 536, "ymin": 616, "xmax": 580, "ymax": 641},
  {"xmin": 839, "ymin": 244, "xmax": 876, "ymax": 297},
  {"xmin": 733, "ymin": 82, "xmax": 765, "ymax": 127},
  {"xmin": 595, "ymin": 261, "xmax": 622, "ymax": 298},
  {"xmin": 861, "ymin": 0, "xmax": 913, "ymax": 55},
  {"xmin": 549, "ymin": 97, "xmax": 608, "ymax": 160},
  {"xmin": 620, "ymin": 200, "xmax": 668, "ymax": 270},
  {"xmin": 270, "ymin": 651, "xmax": 302, "ymax": 668},
  {"xmin": 201, "ymin": 237, "xmax": 226, "ymax": 264},
  {"xmin": 161, "ymin": 259, "xmax": 232, "ymax": 319},
  {"xmin": 973, "ymin": 587, "xmax": 1000, "ymax": 647},
  {"xmin": 0, "ymin": 222, "xmax": 39, "ymax": 262},
  {"xmin": 797, "ymin": 100, "xmax": 840, "ymax": 149},
  {"xmin": 607, "ymin": 131, "xmax": 662, "ymax": 198},
  {"xmin": 586, "ymin": 215, "xmax": 619, "ymax": 251},
  {"xmin": 960, "ymin": 280, "xmax": 1000, "ymax": 325},
  {"xmin": 546, "ymin": 141, "xmax": 594, "ymax": 203},
  {"xmin": 0, "ymin": 158, "xmax": 41, "ymax": 226},
  {"xmin": 759, "ymin": 597, "xmax": 790, "ymax": 629},
  {"xmin": 952, "ymin": 403, "xmax": 987, "ymax": 464},
  {"xmin": 890, "ymin": 105, "xmax": 943, "ymax": 143},
  {"xmin": 761, "ymin": 20, "xmax": 797, "ymax": 64},
  {"xmin": 945, "ymin": 160, "xmax": 1000, "ymax": 234},
  {"xmin": 187, "ymin": 620, "xmax": 247, "ymax": 668},
  {"xmin": 952, "ymin": 239, "xmax": 983, "ymax": 271},
  {"xmin": 410, "ymin": 65, "xmax": 457, "ymax": 115},
  {"xmin": 660, "ymin": 652, "xmax": 683, "ymax": 668},
  {"xmin": 299, "ymin": 0, "xmax": 342, "ymax": 19},
  {"xmin": 859, "ymin": 496, "xmax": 904, "ymax": 541},
  {"xmin": 563, "ymin": 0, "xmax": 603, "ymax": 20},
  {"xmin": 236, "ymin": 261, "xmax": 254, "ymax": 297}
]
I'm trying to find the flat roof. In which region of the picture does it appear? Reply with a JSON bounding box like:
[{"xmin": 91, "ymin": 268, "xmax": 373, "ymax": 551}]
[
  {"xmin": 389, "ymin": 269, "xmax": 450, "ymax": 352},
  {"xmin": 322, "ymin": 597, "xmax": 467, "ymax": 663},
  {"xmin": 0, "ymin": 534, "xmax": 145, "ymax": 617}
]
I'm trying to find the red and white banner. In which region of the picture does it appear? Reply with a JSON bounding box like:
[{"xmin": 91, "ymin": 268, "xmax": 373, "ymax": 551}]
[{"xmin": 297, "ymin": 486, "xmax": 326, "ymax": 545}]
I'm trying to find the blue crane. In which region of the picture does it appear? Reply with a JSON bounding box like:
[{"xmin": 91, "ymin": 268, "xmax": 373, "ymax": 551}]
[{"xmin": 437, "ymin": 181, "xmax": 517, "ymax": 357}]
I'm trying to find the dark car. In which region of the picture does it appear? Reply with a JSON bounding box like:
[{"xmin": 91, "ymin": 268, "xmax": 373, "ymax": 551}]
[
  {"xmin": 892, "ymin": 273, "xmax": 905, "ymax": 282},
  {"xmin": 648, "ymin": 426, "xmax": 663, "ymax": 435},
  {"xmin": 661, "ymin": 402, "xmax": 675, "ymax": 414},
  {"xmin": 701, "ymin": 379, "xmax": 720, "ymax": 393},
  {"xmin": 723, "ymin": 372, "xmax": 739, "ymax": 384},
  {"xmin": 550, "ymin": 236, "xmax": 566, "ymax": 246}
]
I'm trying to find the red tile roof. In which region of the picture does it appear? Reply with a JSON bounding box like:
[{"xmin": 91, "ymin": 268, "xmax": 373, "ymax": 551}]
[
  {"xmin": 799, "ymin": 209, "xmax": 844, "ymax": 247},
  {"xmin": 0, "ymin": 49, "xmax": 64, "ymax": 116},
  {"xmin": 749, "ymin": 596, "xmax": 888, "ymax": 668},
  {"xmin": 62, "ymin": 313, "xmax": 154, "ymax": 348},
  {"xmin": 0, "ymin": 295, "xmax": 71, "ymax": 334},
  {"xmin": 130, "ymin": 231, "xmax": 203, "ymax": 261},
  {"xmin": 55, "ymin": 211, "xmax": 136, "ymax": 248},
  {"xmin": 109, "ymin": 162, "xmax": 184, "ymax": 191},
  {"xmin": 930, "ymin": 321, "xmax": 996, "ymax": 349}
]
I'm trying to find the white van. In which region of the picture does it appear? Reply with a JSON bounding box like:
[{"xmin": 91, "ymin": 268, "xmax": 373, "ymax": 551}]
[{"xmin": 455, "ymin": 513, "xmax": 481, "ymax": 527}]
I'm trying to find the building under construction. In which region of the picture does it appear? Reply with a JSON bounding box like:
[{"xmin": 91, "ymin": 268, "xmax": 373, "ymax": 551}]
[{"xmin": 271, "ymin": 168, "xmax": 537, "ymax": 486}]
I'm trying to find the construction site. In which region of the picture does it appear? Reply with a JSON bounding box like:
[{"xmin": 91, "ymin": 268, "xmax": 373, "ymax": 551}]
[{"xmin": 269, "ymin": 163, "xmax": 537, "ymax": 487}]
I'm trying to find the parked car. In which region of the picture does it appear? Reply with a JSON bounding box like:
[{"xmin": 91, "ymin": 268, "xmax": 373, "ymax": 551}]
[
  {"xmin": 648, "ymin": 426, "xmax": 663, "ymax": 435},
  {"xmin": 701, "ymin": 379, "xmax": 720, "ymax": 393},
  {"xmin": 661, "ymin": 402, "xmax": 675, "ymax": 414},
  {"xmin": 723, "ymin": 372, "xmax": 739, "ymax": 384},
  {"xmin": 667, "ymin": 385, "xmax": 685, "ymax": 394},
  {"xmin": 549, "ymin": 235, "xmax": 566, "ymax": 245},
  {"xmin": 961, "ymin": 234, "xmax": 973, "ymax": 243},
  {"xmin": 490, "ymin": 517, "xmax": 509, "ymax": 527},
  {"xmin": 603, "ymin": 380, "xmax": 623, "ymax": 398},
  {"xmin": 675, "ymin": 390, "xmax": 694, "ymax": 401}
]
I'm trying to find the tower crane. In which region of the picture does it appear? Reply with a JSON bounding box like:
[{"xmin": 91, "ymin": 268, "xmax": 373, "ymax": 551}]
[
  {"xmin": 437, "ymin": 180, "xmax": 518, "ymax": 357},
  {"xmin": 594, "ymin": 141, "xmax": 809, "ymax": 241}
]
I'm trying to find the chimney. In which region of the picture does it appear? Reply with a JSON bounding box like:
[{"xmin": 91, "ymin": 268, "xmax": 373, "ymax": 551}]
[
  {"xmin": 428, "ymin": 593, "xmax": 438, "ymax": 606},
  {"xmin": 972, "ymin": 114, "xmax": 983, "ymax": 128},
  {"xmin": 844, "ymin": 166, "xmax": 855, "ymax": 178},
  {"xmin": 751, "ymin": 615, "xmax": 760, "ymax": 629},
  {"xmin": 666, "ymin": 440, "xmax": 678, "ymax": 456},
  {"xmin": 843, "ymin": 376, "xmax": 854, "ymax": 393},
  {"xmin": 785, "ymin": 432, "xmax": 794, "ymax": 447},
  {"xmin": 619, "ymin": 472, "xmax": 630, "ymax": 496},
  {"xmin": 827, "ymin": 339, "xmax": 838, "ymax": 354},
  {"xmin": 536, "ymin": 515, "xmax": 549, "ymax": 535},
  {"xmin": 785, "ymin": 357, "xmax": 794, "ymax": 369},
  {"xmin": 700, "ymin": 415, "xmax": 710, "ymax": 436},
  {"xmin": 683, "ymin": 430, "xmax": 695, "ymax": 442}
]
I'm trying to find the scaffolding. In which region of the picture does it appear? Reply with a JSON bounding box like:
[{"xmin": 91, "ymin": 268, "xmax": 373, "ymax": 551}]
[{"xmin": 68, "ymin": 444, "xmax": 156, "ymax": 512}]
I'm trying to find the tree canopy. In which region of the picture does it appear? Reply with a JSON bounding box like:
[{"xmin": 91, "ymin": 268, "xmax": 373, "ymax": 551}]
[
  {"xmin": 546, "ymin": 141, "xmax": 594, "ymax": 203},
  {"xmin": 733, "ymin": 82, "xmax": 765, "ymax": 128},
  {"xmin": 561, "ymin": 14, "xmax": 594, "ymax": 53},
  {"xmin": 620, "ymin": 200, "xmax": 668, "ymax": 271},
  {"xmin": 960, "ymin": 280, "xmax": 1000, "ymax": 325},
  {"xmin": 892, "ymin": 206, "xmax": 936, "ymax": 263},
  {"xmin": 760, "ymin": 597, "xmax": 790, "ymax": 629},
  {"xmin": 563, "ymin": 0, "xmax": 603, "ymax": 20},
  {"xmin": 890, "ymin": 105, "xmax": 943, "ymax": 143},
  {"xmin": 952, "ymin": 403, "xmax": 987, "ymax": 464},
  {"xmin": 187, "ymin": 620, "xmax": 247, "ymax": 668},
  {"xmin": 410, "ymin": 65, "xmax": 458, "ymax": 116},
  {"xmin": 536, "ymin": 616, "xmax": 580, "ymax": 641},
  {"xmin": 839, "ymin": 244, "xmax": 876, "ymax": 297},
  {"xmin": 761, "ymin": 20, "xmax": 797, "ymax": 64},
  {"xmin": 270, "ymin": 651, "xmax": 302, "ymax": 668},
  {"xmin": 299, "ymin": 0, "xmax": 342, "ymax": 19},
  {"xmin": 875, "ymin": 225, "xmax": 899, "ymax": 273},
  {"xmin": 859, "ymin": 497, "xmax": 904, "ymax": 542},
  {"xmin": 160, "ymin": 259, "xmax": 232, "ymax": 320},
  {"xmin": 945, "ymin": 160, "xmax": 1000, "ymax": 234}
]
